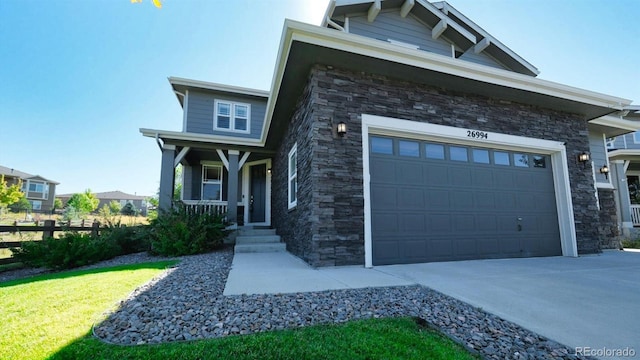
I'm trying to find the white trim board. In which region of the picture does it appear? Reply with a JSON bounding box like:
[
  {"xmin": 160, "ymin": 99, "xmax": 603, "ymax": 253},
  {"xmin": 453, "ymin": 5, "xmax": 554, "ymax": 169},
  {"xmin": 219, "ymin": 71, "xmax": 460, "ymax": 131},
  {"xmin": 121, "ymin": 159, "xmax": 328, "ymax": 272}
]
[{"xmin": 361, "ymin": 114, "xmax": 578, "ymax": 268}]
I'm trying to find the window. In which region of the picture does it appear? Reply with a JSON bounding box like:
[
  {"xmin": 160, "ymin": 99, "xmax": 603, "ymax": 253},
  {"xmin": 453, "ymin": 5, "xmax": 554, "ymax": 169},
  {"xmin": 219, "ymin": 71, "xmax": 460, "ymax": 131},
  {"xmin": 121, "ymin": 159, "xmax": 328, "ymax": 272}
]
[
  {"xmin": 425, "ymin": 143, "xmax": 445, "ymax": 159},
  {"xmin": 449, "ymin": 146, "xmax": 468, "ymax": 162},
  {"xmin": 606, "ymin": 137, "xmax": 615, "ymax": 149},
  {"xmin": 30, "ymin": 200, "xmax": 42, "ymax": 211},
  {"xmin": 472, "ymin": 149, "xmax": 490, "ymax": 164},
  {"xmin": 494, "ymin": 152, "xmax": 510, "ymax": 166},
  {"xmin": 398, "ymin": 140, "xmax": 419, "ymax": 157},
  {"xmin": 28, "ymin": 182, "xmax": 44, "ymax": 193},
  {"xmin": 634, "ymin": 132, "xmax": 640, "ymax": 143},
  {"xmin": 214, "ymin": 100, "xmax": 251, "ymax": 133},
  {"xmin": 532, "ymin": 155, "xmax": 546, "ymax": 168},
  {"xmin": 202, "ymin": 165, "xmax": 223, "ymax": 201},
  {"xmin": 288, "ymin": 144, "xmax": 297, "ymax": 209},
  {"xmin": 514, "ymin": 154, "xmax": 529, "ymax": 167},
  {"xmin": 26, "ymin": 181, "xmax": 48, "ymax": 199},
  {"xmin": 371, "ymin": 137, "xmax": 393, "ymax": 154}
]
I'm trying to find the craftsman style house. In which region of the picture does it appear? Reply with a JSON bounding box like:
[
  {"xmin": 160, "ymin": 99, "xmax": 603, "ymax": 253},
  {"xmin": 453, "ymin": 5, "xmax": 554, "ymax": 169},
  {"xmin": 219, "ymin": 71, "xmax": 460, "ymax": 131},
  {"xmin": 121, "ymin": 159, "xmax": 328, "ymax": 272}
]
[
  {"xmin": 0, "ymin": 165, "xmax": 59, "ymax": 213},
  {"xmin": 142, "ymin": 0, "xmax": 637, "ymax": 267}
]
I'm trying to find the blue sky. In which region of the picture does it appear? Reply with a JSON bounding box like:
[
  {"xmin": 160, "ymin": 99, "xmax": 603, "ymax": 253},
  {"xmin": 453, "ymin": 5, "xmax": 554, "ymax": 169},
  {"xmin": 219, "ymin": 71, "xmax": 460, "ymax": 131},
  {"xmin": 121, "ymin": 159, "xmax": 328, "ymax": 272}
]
[{"xmin": 0, "ymin": 0, "xmax": 638, "ymax": 197}]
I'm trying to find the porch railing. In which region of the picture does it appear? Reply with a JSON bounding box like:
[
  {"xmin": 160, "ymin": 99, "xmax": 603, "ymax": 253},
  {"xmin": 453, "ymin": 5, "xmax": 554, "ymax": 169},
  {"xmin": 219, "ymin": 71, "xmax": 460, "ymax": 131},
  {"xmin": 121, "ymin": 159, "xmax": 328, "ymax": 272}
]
[
  {"xmin": 631, "ymin": 205, "xmax": 640, "ymax": 226},
  {"xmin": 181, "ymin": 200, "xmax": 228, "ymax": 216}
]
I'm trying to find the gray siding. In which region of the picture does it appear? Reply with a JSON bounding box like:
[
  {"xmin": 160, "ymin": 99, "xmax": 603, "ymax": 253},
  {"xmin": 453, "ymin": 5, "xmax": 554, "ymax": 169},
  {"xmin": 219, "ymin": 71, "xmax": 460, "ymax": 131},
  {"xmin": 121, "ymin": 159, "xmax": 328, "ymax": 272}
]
[
  {"xmin": 185, "ymin": 90, "xmax": 266, "ymax": 139},
  {"xmin": 458, "ymin": 50, "xmax": 508, "ymax": 70},
  {"xmin": 348, "ymin": 10, "xmax": 506, "ymax": 70},
  {"xmin": 589, "ymin": 131, "xmax": 608, "ymax": 183},
  {"xmin": 349, "ymin": 10, "xmax": 452, "ymax": 57},
  {"xmin": 610, "ymin": 132, "xmax": 640, "ymax": 150}
]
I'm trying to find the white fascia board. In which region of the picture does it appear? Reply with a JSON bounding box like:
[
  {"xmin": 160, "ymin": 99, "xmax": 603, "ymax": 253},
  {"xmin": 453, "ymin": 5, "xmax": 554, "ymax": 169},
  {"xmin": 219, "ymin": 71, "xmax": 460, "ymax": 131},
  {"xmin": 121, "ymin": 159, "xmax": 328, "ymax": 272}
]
[
  {"xmin": 280, "ymin": 20, "xmax": 630, "ymax": 108},
  {"xmin": 168, "ymin": 77, "xmax": 269, "ymax": 98},
  {"xmin": 432, "ymin": 1, "xmax": 539, "ymax": 76},
  {"xmin": 140, "ymin": 128, "xmax": 263, "ymax": 147},
  {"xmin": 590, "ymin": 115, "xmax": 640, "ymax": 132},
  {"xmin": 608, "ymin": 149, "xmax": 640, "ymax": 158}
]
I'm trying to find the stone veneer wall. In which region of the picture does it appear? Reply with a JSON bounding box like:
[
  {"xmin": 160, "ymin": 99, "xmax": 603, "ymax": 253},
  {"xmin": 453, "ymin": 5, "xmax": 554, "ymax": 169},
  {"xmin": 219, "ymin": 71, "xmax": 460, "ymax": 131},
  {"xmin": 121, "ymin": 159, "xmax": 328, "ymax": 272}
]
[
  {"xmin": 597, "ymin": 188, "xmax": 621, "ymax": 249},
  {"xmin": 273, "ymin": 64, "xmax": 605, "ymax": 267}
]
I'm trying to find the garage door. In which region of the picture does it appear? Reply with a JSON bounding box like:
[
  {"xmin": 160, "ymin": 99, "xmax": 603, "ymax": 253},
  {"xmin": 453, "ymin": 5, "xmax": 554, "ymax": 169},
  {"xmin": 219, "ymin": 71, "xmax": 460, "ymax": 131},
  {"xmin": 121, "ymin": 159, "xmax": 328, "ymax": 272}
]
[{"xmin": 370, "ymin": 135, "xmax": 562, "ymax": 265}]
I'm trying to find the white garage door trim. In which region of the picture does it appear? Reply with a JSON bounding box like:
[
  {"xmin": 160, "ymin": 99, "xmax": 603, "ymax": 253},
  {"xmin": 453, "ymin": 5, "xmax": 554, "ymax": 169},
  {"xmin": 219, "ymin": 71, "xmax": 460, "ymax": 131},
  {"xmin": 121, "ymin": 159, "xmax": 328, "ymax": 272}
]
[{"xmin": 361, "ymin": 114, "xmax": 578, "ymax": 268}]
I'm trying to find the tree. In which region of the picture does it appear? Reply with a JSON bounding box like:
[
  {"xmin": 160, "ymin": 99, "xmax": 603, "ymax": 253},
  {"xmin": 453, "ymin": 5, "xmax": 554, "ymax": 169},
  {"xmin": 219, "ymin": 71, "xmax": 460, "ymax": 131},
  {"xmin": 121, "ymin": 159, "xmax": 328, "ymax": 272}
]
[
  {"xmin": 108, "ymin": 200, "xmax": 121, "ymax": 214},
  {"xmin": 66, "ymin": 189, "xmax": 100, "ymax": 215},
  {"xmin": 53, "ymin": 198, "xmax": 63, "ymax": 211},
  {"xmin": 121, "ymin": 202, "xmax": 138, "ymax": 216},
  {"xmin": 0, "ymin": 175, "xmax": 23, "ymax": 209},
  {"xmin": 9, "ymin": 195, "xmax": 31, "ymax": 214}
]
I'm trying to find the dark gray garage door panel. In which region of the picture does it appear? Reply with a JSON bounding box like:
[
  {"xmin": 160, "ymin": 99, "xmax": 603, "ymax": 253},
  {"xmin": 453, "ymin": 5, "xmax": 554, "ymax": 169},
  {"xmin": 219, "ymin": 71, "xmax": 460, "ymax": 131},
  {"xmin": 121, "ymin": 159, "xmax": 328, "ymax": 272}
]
[{"xmin": 370, "ymin": 136, "xmax": 562, "ymax": 265}]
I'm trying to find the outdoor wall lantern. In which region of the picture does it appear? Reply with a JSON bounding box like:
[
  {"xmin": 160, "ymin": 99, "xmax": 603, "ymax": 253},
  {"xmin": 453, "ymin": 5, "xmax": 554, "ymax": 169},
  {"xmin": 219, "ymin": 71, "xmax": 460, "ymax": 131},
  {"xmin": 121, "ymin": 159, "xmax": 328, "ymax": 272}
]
[
  {"xmin": 267, "ymin": 168, "xmax": 272, "ymax": 175},
  {"xmin": 599, "ymin": 164, "xmax": 610, "ymax": 179},
  {"xmin": 337, "ymin": 121, "xmax": 347, "ymax": 137},
  {"xmin": 577, "ymin": 152, "xmax": 590, "ymax": 168}
]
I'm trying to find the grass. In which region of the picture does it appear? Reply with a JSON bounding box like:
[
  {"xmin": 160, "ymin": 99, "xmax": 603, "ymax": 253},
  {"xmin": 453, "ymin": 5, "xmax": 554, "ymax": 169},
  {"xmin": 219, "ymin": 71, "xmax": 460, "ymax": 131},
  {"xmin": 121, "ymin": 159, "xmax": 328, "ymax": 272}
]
[
  {"xmin": 52, "ymin": 317, "xmax": 477, "ymax": 360},
  {"xmin": 1, "ymin": 259, "xmax": 478, "ymax": 360},
  {"xmin": 0, "ymin": 260, "xmax": 177, "ymax": 360}
]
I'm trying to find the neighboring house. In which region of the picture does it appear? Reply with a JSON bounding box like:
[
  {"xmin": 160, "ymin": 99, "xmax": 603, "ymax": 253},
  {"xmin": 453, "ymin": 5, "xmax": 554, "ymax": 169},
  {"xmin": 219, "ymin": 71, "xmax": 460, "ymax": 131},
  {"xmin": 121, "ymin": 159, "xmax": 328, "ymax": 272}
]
[
  {"xmin": 0, "ymin": 165, "xmax": 59, "ymax": 213},
  {"xmin": 141, "ymin": 0, "xmax": 638, "ymax": 267},
  {"xmin": 604, "ymin": 106, "xmax": 640, "ymax": 237},
  {"xmin": 57, "ymin": 191, "xmax": 149, "ymax": 215}
]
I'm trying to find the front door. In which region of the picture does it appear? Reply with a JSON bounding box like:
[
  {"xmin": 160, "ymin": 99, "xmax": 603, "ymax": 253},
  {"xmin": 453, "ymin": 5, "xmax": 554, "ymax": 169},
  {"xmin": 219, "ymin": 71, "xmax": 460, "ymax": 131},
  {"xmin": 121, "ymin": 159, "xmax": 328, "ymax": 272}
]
[{"xmin": 249, "ymin": 164, "xmax": 266, "ymax": 223}]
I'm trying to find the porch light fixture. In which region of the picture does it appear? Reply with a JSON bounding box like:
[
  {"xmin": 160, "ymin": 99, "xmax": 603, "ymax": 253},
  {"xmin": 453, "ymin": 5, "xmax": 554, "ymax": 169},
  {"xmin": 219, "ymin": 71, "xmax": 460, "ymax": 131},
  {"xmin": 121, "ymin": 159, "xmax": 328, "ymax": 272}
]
[
  {"xmin": 337, "ymin": 121, "xmax": 347, "ymax": 137},
  {"xmin": 577, "ymin": 152, "xmax": 590, "ymax": 168},
  {"xmin": 267, "ymin": 168, "xmax": 271, "ymax": 175},
  {"xmin": 599, "ymin": 164, "xmax": 609, "ymax": 179}
]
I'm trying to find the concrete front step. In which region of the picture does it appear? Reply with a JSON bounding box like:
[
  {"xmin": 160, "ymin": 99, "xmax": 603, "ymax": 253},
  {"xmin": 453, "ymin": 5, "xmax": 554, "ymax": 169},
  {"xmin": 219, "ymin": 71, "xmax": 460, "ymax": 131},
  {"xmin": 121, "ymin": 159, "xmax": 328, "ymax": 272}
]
[
  {"xmin": 238, "ymin": 228, "xmax": 276, "ymax": 236},
  {"xmin": 234, "ymin": 243, "xmax": 287, "ymax": 253},
  {"xmin": 236, "ymin": 235, "xmax": 281, "ymax": 244}
]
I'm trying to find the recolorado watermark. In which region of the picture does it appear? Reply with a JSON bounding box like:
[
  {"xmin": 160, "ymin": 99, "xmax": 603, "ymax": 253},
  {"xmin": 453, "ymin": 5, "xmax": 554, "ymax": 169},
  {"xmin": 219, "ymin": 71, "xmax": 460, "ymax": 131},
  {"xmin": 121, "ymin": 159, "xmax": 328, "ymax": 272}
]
[{"xmin": 575, "ymin": 347, "xmax": 636, "ymax": 357}]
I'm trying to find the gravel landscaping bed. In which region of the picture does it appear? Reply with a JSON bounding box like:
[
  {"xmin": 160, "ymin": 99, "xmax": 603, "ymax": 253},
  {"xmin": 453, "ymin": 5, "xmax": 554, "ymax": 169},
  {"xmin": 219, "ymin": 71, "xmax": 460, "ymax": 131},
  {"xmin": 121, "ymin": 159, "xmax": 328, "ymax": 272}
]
[{"xmin": 92, "ymin": 249, "xmax": 592, "ymax": 360}]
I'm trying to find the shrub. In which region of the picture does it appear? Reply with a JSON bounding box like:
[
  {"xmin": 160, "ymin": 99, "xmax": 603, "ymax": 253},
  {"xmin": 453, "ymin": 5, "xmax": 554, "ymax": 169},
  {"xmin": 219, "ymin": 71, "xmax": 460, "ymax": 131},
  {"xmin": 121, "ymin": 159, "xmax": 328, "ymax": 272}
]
[
  {"xmin": 149, "ymin": 204, "xmax": 228, "ymax": 257},
  {"xmin": 11, "ymin": 232, "xmax": 121, "ymax": 270},
  {"xmin": 100, "ymin": 225, "xmax": 151, "ymax": 255},
  {"xmin": 621, "ymin": 239, "xmax": 640, "ymax": 249},
  {"xmin": 121, "ymin": 202, "xmax": 138, "ymax": 216}
]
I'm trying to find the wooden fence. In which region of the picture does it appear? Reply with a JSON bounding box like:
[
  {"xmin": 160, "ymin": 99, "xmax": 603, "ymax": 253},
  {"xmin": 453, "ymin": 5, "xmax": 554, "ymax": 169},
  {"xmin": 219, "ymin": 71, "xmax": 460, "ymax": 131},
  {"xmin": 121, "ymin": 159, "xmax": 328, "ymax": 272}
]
[{"xmin": 0, "ymin": 220, "xmax": 101, "ymax": 265}]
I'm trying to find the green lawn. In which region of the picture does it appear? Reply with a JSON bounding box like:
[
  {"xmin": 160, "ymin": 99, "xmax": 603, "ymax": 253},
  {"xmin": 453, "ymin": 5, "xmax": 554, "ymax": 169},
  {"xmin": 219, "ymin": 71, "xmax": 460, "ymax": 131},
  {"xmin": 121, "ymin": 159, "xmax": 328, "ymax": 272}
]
[
  {"xmin": 1, "ymin": 260, "xmax": 478, "ymax": 360},
  {"xmin": 0, "ymin": 261, "xmax": 177, "ymax": 360}
]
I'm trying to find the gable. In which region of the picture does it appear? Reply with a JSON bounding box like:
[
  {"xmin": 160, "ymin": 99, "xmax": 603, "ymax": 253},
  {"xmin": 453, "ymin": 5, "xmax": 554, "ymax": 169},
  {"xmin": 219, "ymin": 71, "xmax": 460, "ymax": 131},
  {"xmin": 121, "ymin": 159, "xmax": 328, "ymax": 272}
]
[
  {"xmin": 348, "ymin": 9, "xmax": 508, "ymax": 71},
  {"xmin": 325, "ymin": 0, "xmax": 537, "ymax": 76}
]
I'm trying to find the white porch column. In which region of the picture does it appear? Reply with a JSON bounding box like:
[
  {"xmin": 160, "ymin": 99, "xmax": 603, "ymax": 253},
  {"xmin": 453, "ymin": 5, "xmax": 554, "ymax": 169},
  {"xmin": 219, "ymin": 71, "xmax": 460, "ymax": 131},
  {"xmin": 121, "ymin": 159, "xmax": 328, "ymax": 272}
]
[
  {"xmin": 158, "ymin": 144, "xmax": 176, "ymax": 212},
  {"xmin": 227, "ymin": 150, "xmax": 239, "ymax": 225},
  {"xmin": 612, "ymin": 160, "xmax": 633, "ymax": 236}
]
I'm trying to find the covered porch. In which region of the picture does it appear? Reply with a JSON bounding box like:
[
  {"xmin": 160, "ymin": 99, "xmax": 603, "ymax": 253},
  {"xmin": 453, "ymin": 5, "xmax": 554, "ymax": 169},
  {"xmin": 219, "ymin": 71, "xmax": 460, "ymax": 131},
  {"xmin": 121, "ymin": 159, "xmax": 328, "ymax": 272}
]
[
  {"xmin": 143, "ymin": 130, "xmax": 273, "ymax": 228},
  {"xmin": 608, "ymin": 152, "xmax": 640, "ymax": 234}
]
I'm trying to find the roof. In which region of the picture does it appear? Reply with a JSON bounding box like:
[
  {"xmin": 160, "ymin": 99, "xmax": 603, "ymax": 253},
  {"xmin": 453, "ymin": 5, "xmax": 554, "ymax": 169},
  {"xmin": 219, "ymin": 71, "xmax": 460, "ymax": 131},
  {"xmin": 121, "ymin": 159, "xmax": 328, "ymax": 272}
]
[
  {"xmin": 143, "ymin": 2, "xmax": 635, "ymax": 149},
  {"xmin": 57, "ymin": 191, "xmax": 148, "ymax": 200},
  {"xmin": 0, "ymin": 165, "xmax": 59, "ymax": 184},
  {"xmin": 323, "ymin": 0, "xmax": 539, "ymax": 76},
  {"xmin": 169, "ymin": 77, "xmax": 269, "ymax": 108}
]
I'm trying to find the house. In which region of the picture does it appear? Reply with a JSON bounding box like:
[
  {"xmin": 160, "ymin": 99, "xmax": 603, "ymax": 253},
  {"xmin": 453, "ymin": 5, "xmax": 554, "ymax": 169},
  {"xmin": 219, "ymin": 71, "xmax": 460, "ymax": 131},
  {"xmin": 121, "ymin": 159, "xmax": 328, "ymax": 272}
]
[
  {"xmin": 57, "ymin": 191, "xmax": 149, "ymax": 215},
  {"xmin": 604, "ymin": 106, "xmax": 640, "ymax": 239},
  {"xmin": 141, "ymin": 0, "xmax": 637, "ymax": 267},
  {"xmin": 0, "ymin": 165, "xmax": 59, "ymax": 213}
]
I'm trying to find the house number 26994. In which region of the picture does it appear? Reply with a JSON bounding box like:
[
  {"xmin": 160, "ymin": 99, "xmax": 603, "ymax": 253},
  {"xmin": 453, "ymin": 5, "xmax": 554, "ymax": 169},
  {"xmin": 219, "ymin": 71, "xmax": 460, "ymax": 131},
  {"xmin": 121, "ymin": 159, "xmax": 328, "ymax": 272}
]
[{"xmin": 467, "ymin": 130, "xmax": 488, "ymax": 140}]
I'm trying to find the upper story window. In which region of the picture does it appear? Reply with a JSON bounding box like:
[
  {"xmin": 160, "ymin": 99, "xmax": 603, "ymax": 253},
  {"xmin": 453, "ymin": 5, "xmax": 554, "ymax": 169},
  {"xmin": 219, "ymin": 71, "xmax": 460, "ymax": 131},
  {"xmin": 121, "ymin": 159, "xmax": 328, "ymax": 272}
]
[
  {"xmin": 633, "ymin": 132, "xmax": 640, "ymax": 144},
  {"xmin": 24, "ymin": 180, "xmax": 48, "ymax": 199},
  {"xmin": 606, "ymin": 137, "xmax": 615, "ymax": 149},
  {"xmin": 214, "ymin": 100, "xmax": 250, "ymax": 133},
  {"xmin": 288, "ymin": 144, "xmax": 297, "ymax": 209}
]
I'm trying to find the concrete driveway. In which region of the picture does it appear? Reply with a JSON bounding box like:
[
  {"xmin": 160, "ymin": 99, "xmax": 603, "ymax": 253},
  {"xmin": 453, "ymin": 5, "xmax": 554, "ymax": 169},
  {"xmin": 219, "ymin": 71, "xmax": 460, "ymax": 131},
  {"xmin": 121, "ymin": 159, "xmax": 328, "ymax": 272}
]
[
  {"xmin": 378, "ymin": 250, "xmax": 640, "ymax": 358},
  {"xmin": 225, "ymin": 250, "xmax": 639, "ymax": 358}
]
